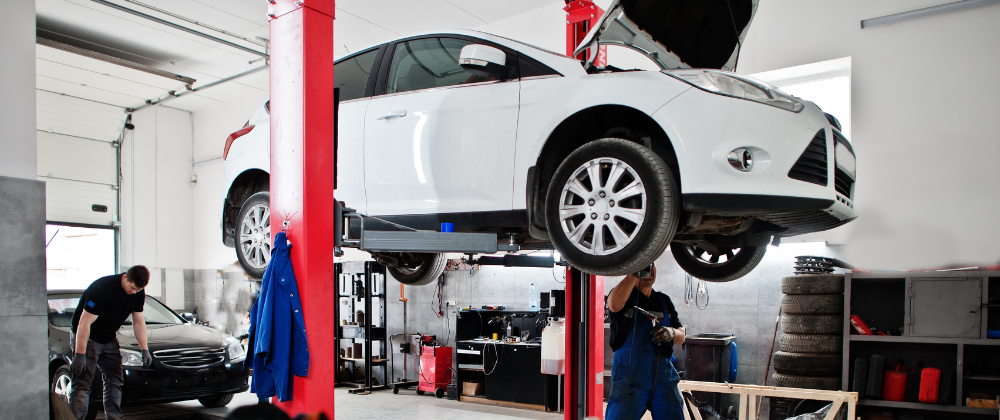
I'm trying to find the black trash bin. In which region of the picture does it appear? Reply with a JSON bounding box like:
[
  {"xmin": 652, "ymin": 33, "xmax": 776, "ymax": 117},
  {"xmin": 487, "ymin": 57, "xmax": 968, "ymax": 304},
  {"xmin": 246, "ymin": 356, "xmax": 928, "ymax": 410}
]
[{"xmin": 683, "ymin": 333, "xmax": 736, "ymax": 412}]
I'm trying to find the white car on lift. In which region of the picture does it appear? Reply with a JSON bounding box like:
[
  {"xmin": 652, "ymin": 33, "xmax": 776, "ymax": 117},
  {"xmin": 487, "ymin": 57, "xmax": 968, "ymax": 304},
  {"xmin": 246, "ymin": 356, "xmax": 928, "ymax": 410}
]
[{"xmin": 221, "ymin": 0, "xmax": 857, "ymax": 285}]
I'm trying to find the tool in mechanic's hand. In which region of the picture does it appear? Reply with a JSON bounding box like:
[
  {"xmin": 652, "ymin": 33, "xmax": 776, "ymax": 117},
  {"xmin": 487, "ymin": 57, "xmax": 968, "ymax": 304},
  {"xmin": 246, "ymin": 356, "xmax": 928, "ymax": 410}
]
[{"xmin": 634, "ymin": 306, "xmax": 661, "ymax": 327}]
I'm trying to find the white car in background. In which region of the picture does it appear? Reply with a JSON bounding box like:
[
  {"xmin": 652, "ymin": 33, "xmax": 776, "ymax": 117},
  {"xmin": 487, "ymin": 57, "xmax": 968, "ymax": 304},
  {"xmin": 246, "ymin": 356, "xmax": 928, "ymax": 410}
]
[{"xmin": 220, "ymin": 0, "xmax": 857, "ymax": 284}]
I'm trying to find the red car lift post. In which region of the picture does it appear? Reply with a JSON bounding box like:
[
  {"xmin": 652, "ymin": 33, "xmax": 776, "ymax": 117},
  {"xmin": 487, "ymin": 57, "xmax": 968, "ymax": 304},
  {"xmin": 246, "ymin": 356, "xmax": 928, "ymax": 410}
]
[
  {"xmin": 563, "ymin": 3, "xmax": 606, "ymax": 419},
  {"xmin": 268, "ymin": 0, "xmax": 336, "ymax": 417}
]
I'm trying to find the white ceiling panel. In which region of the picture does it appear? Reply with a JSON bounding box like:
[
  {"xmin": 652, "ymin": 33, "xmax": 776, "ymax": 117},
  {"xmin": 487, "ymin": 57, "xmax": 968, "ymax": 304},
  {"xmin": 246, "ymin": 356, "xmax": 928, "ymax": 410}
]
[
  {"xmin": 37, "ymin": 91, "xmax": 126, "ymax": 141},
  {"xmin": 37, "ymin": 45, "xmax": 191, "ymax": 90},
  {"xmin": 37, "ymin": 75, "xmax": 146, "ymax": 108},
  {"xmin": 440, "ymin": 0, "xmax": 561, "ymax": 24}
]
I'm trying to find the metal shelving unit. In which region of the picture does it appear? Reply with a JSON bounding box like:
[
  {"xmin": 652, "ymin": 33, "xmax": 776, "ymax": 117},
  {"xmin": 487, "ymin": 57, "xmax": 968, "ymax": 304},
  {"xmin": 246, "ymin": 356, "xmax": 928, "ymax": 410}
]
[
  {"xmin": 842, "ymin": 271, "xmax": 999, "ymax": 416},
  {"xmin": 334, "ymin": 262, "xmax": 389, "ymax": 393}
]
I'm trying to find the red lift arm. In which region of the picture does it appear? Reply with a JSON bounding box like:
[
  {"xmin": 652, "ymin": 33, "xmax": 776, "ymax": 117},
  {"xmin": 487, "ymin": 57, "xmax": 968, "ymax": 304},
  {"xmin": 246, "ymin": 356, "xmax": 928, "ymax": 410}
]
[
  {"xmin": 563, "ymin": 3, "xmax": 607, "ymax": 419},
  {"xmin": 268, "ymin": 0, "xmax": 336, "ymax": 417}
]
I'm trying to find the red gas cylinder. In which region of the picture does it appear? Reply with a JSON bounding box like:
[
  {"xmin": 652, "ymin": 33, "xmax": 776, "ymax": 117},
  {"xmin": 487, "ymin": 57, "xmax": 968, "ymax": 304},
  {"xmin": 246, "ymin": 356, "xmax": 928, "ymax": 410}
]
[{"xmin": 883, "ymin": 365, "xmax": 908, "ymax": 402}]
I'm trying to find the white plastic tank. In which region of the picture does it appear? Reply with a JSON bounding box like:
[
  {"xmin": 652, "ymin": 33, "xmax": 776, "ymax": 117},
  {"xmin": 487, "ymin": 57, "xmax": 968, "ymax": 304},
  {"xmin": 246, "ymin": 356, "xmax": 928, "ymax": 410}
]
[{"xmin": 540, "ymin": 319, "xmax": 565, "ymax": 374}]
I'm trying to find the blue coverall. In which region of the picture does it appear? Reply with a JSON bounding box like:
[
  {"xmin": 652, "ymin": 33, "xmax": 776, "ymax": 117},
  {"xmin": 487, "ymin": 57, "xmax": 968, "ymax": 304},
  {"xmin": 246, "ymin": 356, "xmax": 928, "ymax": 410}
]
[{"xmin": 606, "ymin": 293, "xmax": 685, "ymax": 420}]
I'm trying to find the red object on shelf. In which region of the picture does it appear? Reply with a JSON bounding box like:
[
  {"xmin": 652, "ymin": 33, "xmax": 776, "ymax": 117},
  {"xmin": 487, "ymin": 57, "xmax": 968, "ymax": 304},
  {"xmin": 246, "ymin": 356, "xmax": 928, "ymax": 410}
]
[
  {"xmin": 919, "ymin": 367, "xmax": 941, "ymax": 404},
  {"xmin": 882, "ymin": 365, "xmax": 908, "ymax": 402},
  {"xmin": 418, "ymin": 346, "xmax": 453, "ymax": 394},
  {"xmin": 850, "ymin": 314, "xmax": 872, "ymax": 335}
]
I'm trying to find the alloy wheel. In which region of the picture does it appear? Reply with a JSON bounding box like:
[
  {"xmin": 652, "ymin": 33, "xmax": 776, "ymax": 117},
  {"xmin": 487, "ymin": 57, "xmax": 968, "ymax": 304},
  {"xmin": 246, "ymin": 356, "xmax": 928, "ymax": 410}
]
[
  {"xmin": 53, "ymin": 372, "xmax": 71, "ymax": 402},
  {"xmin": 239, "ymin": 203, "xmax": 271, "ymax": 269},
  {"xmin": 558, "ymin": 157, "xmax": 647, "ymax": 256}
]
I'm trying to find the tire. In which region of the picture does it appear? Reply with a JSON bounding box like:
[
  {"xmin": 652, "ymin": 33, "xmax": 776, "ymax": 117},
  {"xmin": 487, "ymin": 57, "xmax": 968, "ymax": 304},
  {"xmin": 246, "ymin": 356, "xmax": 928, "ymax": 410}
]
[
  {"xmin": 779, "ymin": 334, "xmax": 842, "ymax": 354},
  {"xmin": 50, "ymin": 365, "xmax": 74, "ymax": 419},
  {"xmin": 670, "ymin": 243, "xmax": 767, "ymax": 282},
  {"xmin": 781, "ymin": 274, "xmax": 845, "ymax": 295},
  {"xmin": 773, "ymin": 351, "xmax": 842, "ymax": 376},
  {"xmin": 545, "ymin": 138, "xmax": 679, "ymax": 276},
  {"xmin": 781, "ymin": 294, "xmax": 843, "ymax": 315},
  {"xmin": 198, "ymin": 393, "xmax": 234, "ymax": 408},
  {"xmin": 416, "ymin": 389, "xmax": 425, "ymax": 395},
  {"xmin": 380, "ymin": 253, "xmax": 447, "ymax": 286},
  {"xmin": 771, "ymin": 373, "xmax": 841, "ymax": 391},
  {"xmin": 782, "ymin": 314, "xmax": 843, "ymax": 335},
  {"xmin": 236, "ymin": 191, "xmax": 271, "ymax": 279},
  {"xmin": 393, "ymin": 386, "xmax": 399, "ymax": 394},
  {"xmin": 435, "ymin": 388, "xmax": 445, "ymax": 398}
]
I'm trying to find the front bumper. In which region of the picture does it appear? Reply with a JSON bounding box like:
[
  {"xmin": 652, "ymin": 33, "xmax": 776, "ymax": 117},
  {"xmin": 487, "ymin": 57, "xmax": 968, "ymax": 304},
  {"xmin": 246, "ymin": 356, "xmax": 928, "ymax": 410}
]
[
  {"xmin": 652, "ymin": 85, "xmax": 857, "ymax": 236},
  {"xmin": 118, "ymin": 360, "xmax": 250, "ymax": 405}
]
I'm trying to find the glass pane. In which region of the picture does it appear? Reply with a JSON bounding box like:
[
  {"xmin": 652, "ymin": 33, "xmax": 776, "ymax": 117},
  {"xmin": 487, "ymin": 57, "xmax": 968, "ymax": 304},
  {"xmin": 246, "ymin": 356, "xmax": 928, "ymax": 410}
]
[
  {"xmin": 46, "ymin": 225, "xmax": 115, "ymax": 290},
  {"xmin": 335, "ymin": 49, "xmax": 379, "ymax": 101},
  {"xmin": 387, "ymin": 38, "xmax": 495, "ymax": 94},
  {"xmin": 48, "ymin": 297, "xmax": 80, "ymax": 327},
  {"xmin": 124, "ymin": 296, "xmax": 183, "ymax": 325}
]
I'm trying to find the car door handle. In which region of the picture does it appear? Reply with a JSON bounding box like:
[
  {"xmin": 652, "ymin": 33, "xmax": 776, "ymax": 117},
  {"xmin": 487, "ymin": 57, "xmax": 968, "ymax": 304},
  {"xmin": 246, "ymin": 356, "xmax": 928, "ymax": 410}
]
[{"xmin": 376, "ymin": 109, "xmax": 407, "ymax": 120}]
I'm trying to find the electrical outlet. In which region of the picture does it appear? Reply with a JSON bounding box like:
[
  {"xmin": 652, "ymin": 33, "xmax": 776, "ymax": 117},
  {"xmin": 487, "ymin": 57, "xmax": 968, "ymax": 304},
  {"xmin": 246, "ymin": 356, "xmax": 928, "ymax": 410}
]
[{"xmin": 446, "ymin": 300, "xmax": 457, "ymax": 307}]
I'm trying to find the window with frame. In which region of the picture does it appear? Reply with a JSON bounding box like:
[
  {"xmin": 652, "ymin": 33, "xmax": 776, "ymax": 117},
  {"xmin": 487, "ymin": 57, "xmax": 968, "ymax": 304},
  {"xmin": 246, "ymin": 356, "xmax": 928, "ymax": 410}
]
[
  {"xmin": 335, "ymin": 48, "xmax": 379, "ymax": 101},
  {"xmin": 386, "ymin": 38, "xmax": 499, "ymax": 94}
]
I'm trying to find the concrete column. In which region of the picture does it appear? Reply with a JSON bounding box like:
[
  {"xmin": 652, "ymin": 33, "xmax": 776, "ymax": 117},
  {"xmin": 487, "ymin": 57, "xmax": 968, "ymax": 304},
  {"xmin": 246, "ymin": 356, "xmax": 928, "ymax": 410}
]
[{"xmin": 0, "ymin": 0, "xmax": 49, "ymax": 418}]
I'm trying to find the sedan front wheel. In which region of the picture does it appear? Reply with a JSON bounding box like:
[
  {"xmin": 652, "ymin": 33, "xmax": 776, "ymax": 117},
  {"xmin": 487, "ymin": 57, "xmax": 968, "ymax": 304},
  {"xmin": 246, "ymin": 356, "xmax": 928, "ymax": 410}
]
[{"xmin": 545, "ymin": 138, "xmax": 679, "ymax": 275}]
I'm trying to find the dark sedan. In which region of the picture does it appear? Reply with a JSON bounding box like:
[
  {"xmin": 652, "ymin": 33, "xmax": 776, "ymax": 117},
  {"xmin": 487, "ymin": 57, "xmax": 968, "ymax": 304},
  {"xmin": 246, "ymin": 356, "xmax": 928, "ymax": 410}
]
[{"xmin": 48, "ymin": 290, "xmax": 250, "ymax": 418}]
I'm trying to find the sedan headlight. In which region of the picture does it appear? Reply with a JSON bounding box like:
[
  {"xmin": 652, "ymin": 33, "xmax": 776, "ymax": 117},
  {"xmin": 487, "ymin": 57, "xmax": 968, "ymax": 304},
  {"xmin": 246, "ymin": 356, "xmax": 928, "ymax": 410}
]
[
  {"xmin": 225, "ymin": 337, "xmax": 246, "ymax": 362},
  {"xmin": 120, "ymin": 349, "xmax": 143, "ymax": 367},
  {"xmin": 662, "ymin": 69, "xmax": 805, "ymax": 112}
]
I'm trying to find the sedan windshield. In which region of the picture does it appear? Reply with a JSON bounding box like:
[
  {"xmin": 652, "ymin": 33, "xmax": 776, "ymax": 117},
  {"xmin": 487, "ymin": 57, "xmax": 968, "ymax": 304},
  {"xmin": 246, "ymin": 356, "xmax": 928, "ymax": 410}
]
[{"xmin": 48, "ymin": 295, "xmax": 184, "ymax": 326}]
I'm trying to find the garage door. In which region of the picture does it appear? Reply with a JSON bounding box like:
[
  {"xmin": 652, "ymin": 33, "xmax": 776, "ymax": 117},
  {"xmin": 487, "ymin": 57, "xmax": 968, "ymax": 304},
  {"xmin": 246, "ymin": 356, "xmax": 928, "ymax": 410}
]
[{"xmin": 36, "ymin": 89, "xmax": 126, "ymax": 226}]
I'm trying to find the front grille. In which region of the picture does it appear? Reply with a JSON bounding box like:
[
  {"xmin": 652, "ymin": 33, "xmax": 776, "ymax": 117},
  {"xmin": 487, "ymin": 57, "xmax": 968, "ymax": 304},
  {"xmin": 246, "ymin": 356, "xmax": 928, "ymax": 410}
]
[
  {"xmin": 160, "ymin": 384, "xmax": 233, "ymax": 400},
  {"xmin": 760, "ymin": 210, "xmax": 852, "ymax": 237},
  {"xmin": 831, "ymin": 129, "xmax": 855, "ymax": 199},
  {"xmin": 788, "ymin": 130, "xmax": 828, "ymax": 186},
  {"xmin": 154, "ymin": 347, "xmax": 226, "ymax": 369}
]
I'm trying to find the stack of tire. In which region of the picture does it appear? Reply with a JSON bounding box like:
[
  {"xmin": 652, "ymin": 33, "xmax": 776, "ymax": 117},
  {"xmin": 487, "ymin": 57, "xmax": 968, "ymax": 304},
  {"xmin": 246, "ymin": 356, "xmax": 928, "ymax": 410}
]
[{"xmin": 770, "ymin": 274, "xmax": 845, "ymax": 418}]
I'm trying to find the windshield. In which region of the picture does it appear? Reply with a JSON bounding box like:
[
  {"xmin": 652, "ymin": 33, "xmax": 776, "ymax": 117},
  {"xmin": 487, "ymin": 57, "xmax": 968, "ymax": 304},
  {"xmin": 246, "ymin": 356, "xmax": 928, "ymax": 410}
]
[{"xmin": 48, "ymin": 295, "xmax": 184, "ymax": 327}]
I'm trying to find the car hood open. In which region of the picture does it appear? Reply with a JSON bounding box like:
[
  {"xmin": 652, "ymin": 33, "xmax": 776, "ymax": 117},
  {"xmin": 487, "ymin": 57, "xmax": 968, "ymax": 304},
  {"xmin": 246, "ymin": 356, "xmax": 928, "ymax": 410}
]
[{"xmin": 574, "ymin": 0, "xmax": 757, "ymax": 71}]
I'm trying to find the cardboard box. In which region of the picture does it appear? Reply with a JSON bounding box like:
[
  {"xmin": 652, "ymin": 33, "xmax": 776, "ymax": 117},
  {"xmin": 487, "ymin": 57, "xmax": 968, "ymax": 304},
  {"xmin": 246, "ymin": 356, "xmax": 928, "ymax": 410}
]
[
  {"xmin": 462, "ymin": 382, "xmax": 484, "ymax": 396},
  {"xmin": 966, "ymin": 397, "xmax": 998, "ymax": 409}
]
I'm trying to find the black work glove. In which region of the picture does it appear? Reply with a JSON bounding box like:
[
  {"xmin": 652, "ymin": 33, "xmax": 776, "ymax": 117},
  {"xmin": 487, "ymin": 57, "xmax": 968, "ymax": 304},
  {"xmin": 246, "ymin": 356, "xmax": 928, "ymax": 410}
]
[
  {"xmin": 651, "ymin": 326, "xmax": 676, "ymax": 345},
  {"xmin": 71, "ymin": 353, "xmax": 88, "ymax": 376},
  {"xmin": 142, "ymin": 350, "xmax": 153, "ymax": 367}
]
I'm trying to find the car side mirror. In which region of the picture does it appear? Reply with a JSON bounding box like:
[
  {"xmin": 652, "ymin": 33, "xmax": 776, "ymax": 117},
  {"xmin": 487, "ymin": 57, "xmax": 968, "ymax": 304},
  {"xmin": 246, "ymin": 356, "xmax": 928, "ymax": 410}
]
[
  {"xmin": 459, "ymin": 44, "xmax": 512, "ymax": 80},
  {"xmin": 181, "ymin": 312, "xmax": 195, "ymax": 323}
]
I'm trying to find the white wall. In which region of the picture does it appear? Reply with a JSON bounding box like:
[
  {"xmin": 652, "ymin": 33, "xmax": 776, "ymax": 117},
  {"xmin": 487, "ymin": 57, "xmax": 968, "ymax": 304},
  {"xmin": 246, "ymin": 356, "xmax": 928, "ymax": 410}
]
[
  {"xmin": 120, "ymin": 105, "xmax": 195, "ymax": 272},
  {"xmin": 0, "ymin": 0, "xmax": 37, "ymax": 179},
  {"xmin": 737, "ymin": 1, "xmax": 1000, "ymax": 269}
]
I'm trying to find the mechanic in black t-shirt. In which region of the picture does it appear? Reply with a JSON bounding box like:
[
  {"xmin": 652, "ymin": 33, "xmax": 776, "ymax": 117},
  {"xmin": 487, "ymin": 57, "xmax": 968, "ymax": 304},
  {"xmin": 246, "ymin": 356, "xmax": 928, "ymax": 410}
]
[
  {"xmin": 68, "ymin": 265, "xmax": 151, "ymax": 420},
  {"xmin": 605, "ymin": 263, "xmax": 686, "ymax": 420}
]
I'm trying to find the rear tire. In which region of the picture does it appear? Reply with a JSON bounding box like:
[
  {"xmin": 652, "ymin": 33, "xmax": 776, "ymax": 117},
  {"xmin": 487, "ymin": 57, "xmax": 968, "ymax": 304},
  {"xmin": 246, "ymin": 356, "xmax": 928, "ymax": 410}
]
[
  {"xmin": 380, "ymin": 253, "xmax": 447, "ymax": 286},
  {"xmin": 198, "ymin": 393, "xmax": 234, "ymax": 408},
  {"xmin": 545, "ymin": 138, "xmax": 679, "ymax": 276},
  {"xmin": 670, "ymin": 244, "xmax": 766, "ymax": 282},
  {"xmin": 236, "ymin": 192, "xmax": 271, "ymax": 279}
]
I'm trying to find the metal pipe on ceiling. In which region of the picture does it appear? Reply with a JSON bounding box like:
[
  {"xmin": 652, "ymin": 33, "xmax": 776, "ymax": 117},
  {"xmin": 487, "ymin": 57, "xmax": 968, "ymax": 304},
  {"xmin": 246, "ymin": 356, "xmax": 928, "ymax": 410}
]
[
  {"xmin": 128, "ymin": 64, "xmax": 268, "ymax": 112},
  {"xmin": 122, "ymin": 0, "xmax": 268, "ymax": 47},
  {"xmin": 90, "ymin": 0, "xmax": 268, "ymax": 58},
  {"xmin": 861, "ymin": 0, "xmax": 1000, "ymax": 28},
  {"xmin": 37, "ymin": 37, "xmax": 197, "ymax": 85}
]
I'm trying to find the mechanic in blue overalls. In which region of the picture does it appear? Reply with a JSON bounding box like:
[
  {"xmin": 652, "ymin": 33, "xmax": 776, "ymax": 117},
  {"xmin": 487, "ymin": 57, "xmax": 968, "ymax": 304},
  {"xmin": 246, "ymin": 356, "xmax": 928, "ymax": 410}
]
[{"xmin": 606, "ymin": 263, "xmax": 686, "ymax": 420}]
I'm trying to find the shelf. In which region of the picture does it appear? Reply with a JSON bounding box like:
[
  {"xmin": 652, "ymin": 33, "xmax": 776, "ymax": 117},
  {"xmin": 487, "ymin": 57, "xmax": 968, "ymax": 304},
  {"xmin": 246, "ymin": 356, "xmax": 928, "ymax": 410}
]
[
  {"xmin": 858, "ymin": 399, "xmax": 999, "ymax": 415},
  {"xmin": 341, "ymin": 357, "xmax": 388, "ymax": 363},
  {"xmin": 965, "ymin": 375, "xmax": 1000, "ymax": 382},
  {"xmin": 849, "ymin": 335, "xmax": 1000, "ymax": 345}
]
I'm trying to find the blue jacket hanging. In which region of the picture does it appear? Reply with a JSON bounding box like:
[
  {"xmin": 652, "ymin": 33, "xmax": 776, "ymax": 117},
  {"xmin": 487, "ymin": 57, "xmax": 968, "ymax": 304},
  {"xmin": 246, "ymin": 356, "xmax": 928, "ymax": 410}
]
[{"xmin": 247, "ymin": 231, "xmax": 309, "ymax": 402}]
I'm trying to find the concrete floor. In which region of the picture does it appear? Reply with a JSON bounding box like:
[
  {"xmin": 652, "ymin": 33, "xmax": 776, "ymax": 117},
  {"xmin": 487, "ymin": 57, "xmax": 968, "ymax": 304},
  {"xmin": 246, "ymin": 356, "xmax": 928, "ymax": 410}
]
[{"xmin": 99, "ymin": 388, "xmax": 564, "ymax": 419}]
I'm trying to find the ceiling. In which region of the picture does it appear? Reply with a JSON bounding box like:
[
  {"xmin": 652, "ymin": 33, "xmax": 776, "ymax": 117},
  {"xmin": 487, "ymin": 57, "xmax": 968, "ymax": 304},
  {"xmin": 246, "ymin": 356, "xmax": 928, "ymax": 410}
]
[{"xmin": 35, "ymin": 0, "xmax": 562, "ymax": 113}]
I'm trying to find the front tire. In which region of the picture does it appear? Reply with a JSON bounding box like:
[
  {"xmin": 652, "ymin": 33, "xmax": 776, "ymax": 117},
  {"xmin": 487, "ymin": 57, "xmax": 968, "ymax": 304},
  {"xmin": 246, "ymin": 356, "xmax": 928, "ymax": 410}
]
[
  {"xmin": 545, "ymin": 138, "xmax": 679, "ymax": 275},
  {"xmin": 670, "ymin": 243, "xmax": 766, "ymax": 282},
  {"xmin": 236, "ymin": 192, "xmax": 270, "ymax": 279},
  {"xmin": 198, "ymin": 393, "xmax": 234, "ymax": 408},
  {"xmin": 379, "ymin": 253, "xmax": 447, "ymax": 286}
]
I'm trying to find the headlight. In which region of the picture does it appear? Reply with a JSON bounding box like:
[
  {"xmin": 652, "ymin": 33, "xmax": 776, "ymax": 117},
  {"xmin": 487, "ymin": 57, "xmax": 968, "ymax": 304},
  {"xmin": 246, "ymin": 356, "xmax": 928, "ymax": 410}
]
[
  {"xmin": 662, "ymin": 69, "xmax": 805, "ymax": 112},
  {"xmin": 120, "ymin": 349, "xmax": 143, "ymax": 367},
  {"xmin": 835, "ymin": 141, "xmax": 856, "ymax": 179},
  {"xmin": 226, "ymin": 337, "xmax": 246, "ymax": 362}
]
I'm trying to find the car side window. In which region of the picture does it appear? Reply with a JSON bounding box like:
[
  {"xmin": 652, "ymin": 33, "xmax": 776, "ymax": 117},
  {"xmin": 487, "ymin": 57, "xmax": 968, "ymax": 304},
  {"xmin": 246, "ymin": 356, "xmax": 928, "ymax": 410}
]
[
  {"xmin": 386, "ymin": 38, "xmax": 498, "ymax": 94},
  {"xmin": 335, "ymin": 48, "xmax": 379, "ymax": 101}
]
